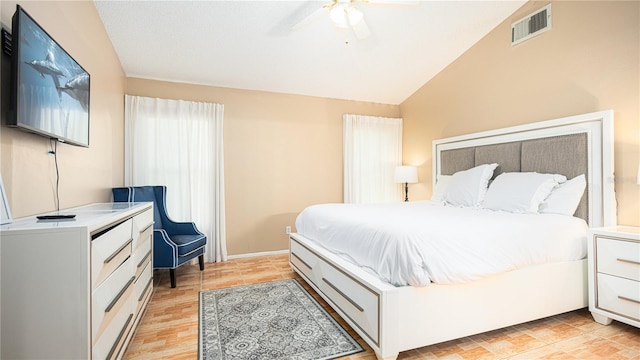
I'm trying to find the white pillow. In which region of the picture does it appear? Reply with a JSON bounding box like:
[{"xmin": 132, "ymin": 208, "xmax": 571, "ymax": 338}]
[
  {"xmin": 441, "ymin": 163, "xmax": 498, "ymax": 207},
  {"xmin": 431, "ymin": 175, "xmax": 452, "ymax": 202},
  {"xmin": 482, "ymin": 172, "xmax": 567, "ymax": 213},
  {"xmin": 539, "ymin": 174, "xmax": 586, "ymax": 216}
]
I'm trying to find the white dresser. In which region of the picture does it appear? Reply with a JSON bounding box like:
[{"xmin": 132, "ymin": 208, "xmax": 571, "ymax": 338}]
[
  {"xmin": 587, "ymin": 226, "xmax": 640, "ymax": 328},
  {"xmin": 0, "ymin": 202, "xmax": 154, "ymax": 360}
]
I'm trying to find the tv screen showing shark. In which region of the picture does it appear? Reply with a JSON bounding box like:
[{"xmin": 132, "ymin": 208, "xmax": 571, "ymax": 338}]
[{"xmin": 9, "ymin": 5, "xmax": 90, "ymax": 147}]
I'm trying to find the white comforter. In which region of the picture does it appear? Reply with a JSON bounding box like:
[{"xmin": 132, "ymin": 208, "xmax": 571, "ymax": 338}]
[{"xmin": 295, "ymin": 201, "xmax": 587, "ymax": 286}]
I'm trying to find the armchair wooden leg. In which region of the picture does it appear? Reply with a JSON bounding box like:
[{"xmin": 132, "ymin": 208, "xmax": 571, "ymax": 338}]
[
  {"xmin": 170, "ymin": 269, "xmax": 176, "ymax": 288},
  {"xmin": 199, "ymin": 254, "xmax": 204, "ymax": 271}
]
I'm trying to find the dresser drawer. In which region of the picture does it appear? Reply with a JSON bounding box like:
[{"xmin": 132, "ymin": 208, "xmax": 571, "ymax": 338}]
[
  {"xmin": 92, "ymin": 304, "xmax": 135, "ymax": 360},
  {"xmin": 597, "ymin": 273, "xmax": 640, "ymax": 322},
  {"xmin": 92, "ymin": 219, "xmax": 133, "ymax": 288},
  {"xmin": 135, "ymin": 261, "xmax": 153, "ymax": 315},
  {"xmin": 290, "ymin": 238, "xmax": 319, "ymax": 283},
  {"xmin": 133, "ymin": 238, "xmax": 152, "ymax": 279},
  {"xmin": 318, "ymin": 259, "xmax": 380, "ymax": 345},
  {"xmin": 132, "ymin": 209, "xmax": 154, "ymax": 250},
  {"xmin": 92, "ymin": 258, "xmax": 135, "ymax": 344},
  {"xmin": 596, "ymin": 237, "xmax": 640, "ymax": 281}
]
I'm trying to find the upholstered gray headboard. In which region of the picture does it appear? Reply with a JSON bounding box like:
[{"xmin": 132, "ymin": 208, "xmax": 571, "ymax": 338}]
[
  {"xmin": 432, "ymin": 110, "xmax": 616, "ymax": 227},
  {"xmin": 440, "ymin": 133, "xmax": 589, "ymax": 221}
]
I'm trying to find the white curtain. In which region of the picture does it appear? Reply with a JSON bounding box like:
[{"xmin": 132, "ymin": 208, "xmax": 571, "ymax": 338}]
[
  {"xmin": 343, "ymin": 114, "xmax": 403, "ymax": 204},
  {"xmin": 124, "ymin": 95, "xmax": 227, "ymax": 262}
]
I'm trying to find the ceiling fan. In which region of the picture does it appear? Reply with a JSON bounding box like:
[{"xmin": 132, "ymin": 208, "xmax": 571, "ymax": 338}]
[
  {"xmin": 290, "ymin": 0, "xmax": 406, "ymax": 41},
  {"xmin": 322, "ymin": 0, "xmax": 371, "ymax": 40},
  {"xmin": 287, "ymin": 0, "xmax": 419, "ymax": 42}
]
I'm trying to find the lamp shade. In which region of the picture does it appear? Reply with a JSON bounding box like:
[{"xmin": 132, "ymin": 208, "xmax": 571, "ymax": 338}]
[{"xmin": 395, "ymin": 166, "xmax": 418, "ymax": 183}]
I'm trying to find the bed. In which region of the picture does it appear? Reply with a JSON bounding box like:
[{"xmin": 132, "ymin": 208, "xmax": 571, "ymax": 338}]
[{"xmin": 289, "ymin": 110, "xmax": 615, "ymax": 360}]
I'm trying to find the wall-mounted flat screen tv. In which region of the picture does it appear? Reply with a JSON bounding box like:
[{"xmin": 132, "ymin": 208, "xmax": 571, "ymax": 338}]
[{"xmin": 9, "ymin": 5, "xmax": 90, "ymax": 147}]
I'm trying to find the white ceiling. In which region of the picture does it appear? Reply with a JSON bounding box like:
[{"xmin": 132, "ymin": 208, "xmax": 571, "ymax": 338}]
[{"xmin": 94, "ymin": 0, "xmax": 526, "ymax": 105}]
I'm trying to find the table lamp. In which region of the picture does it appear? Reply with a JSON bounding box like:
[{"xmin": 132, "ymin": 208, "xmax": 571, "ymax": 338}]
[{"xmin": 395, "ymin": 166, "xmax": 418, "ymax": 202}]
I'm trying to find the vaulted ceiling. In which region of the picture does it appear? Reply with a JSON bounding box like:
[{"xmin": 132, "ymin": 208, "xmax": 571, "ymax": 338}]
[{"xmin": 95, "ymin": 1, "xmax": 527, "ymax": 105}]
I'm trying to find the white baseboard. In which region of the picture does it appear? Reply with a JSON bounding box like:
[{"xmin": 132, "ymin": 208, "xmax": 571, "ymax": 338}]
[{"xmin": 227, "ymin": 249, "xmax": 289, "ymax": 260}]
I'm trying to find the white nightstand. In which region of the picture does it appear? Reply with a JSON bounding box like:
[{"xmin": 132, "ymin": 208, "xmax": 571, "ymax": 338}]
[{"xmin": 587, "ymin": 226, "xmax": 640, "ymax": 328}]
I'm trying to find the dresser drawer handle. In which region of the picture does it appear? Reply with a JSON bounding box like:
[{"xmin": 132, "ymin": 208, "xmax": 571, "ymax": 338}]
[
  {"xmin": 616, "ymin": 258, "xmax": 640, "ymax": 266},
  {"xmin": 618, "ymin": 295, "xmax": 640, "ymax": 305},
  {"xmin": 292, "ymin": 252, "xmax": 313, "ymax": 270},
  {"xmin": 106, "ymin": 313, "xmax": 133, "ymax": 360},
  {"xmin": 137, "ymin": 250, "xmax": 152, "ymax": 268},
  {"xmin": 104, "ymin": 239, "xmax": 133, "ymax": 264},
  {"xmin": 139, "ymin": 223, "xmax": 153, "ymax": 234},
  {"xmin": 106, "ymin": 277, "xmax": 135, "ymax": 313},
  {"xmin": 139, "ymin": 277, "xmax": 154, "ymax": 301},
  {"xmin": 322, "ymin": 277, "xmax": 364, "ymax": 312}
]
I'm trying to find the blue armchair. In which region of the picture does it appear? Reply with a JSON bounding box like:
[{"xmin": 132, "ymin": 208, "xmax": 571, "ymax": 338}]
[{"xmin": 112, "ymin": 186, "xmax": 207, "ymax": 288}]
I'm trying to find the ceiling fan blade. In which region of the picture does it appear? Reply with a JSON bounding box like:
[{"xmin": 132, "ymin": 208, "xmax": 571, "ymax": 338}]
[
  {"xmin": 269, "ymin": 1, "xmax": 326, "ymax": 36},
  {"xmin": 291, "ymin": 5, "xmax": 327, "ymax": 32},
  {"xmin": 352, "ymin": 18, "xmax": 371, "ymax": 39}
]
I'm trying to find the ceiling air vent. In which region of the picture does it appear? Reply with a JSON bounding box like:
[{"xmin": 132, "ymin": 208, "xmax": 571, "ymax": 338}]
[{"xmin": 511, "ymin": 4, "xmax": 551, "ymax": 46}]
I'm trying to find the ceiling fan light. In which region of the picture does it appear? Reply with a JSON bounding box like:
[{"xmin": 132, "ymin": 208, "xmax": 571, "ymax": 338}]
[
  {"xmin": 346, "ymin": 6, "xmax": 363, "ymax": 26},
  {"xmin": 329, "ymin": 5, "xmax": 349, "ymax": 28}
]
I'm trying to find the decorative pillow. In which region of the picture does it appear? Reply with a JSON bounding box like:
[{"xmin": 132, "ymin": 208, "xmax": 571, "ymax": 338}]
[
  {"xmin": 482, "ymin": 172, "xmax": 567, "ymax": 213},
  {"xmin": 539, "ymin": 174, "xmax": 586, "ymax": 216},
  {"xmin": 441, "ymin": 163, "xmax": 498, "ymax": 207},
  {"xmin": 431, "ymin": 175, "xmax": 452, "ymax": 202}
]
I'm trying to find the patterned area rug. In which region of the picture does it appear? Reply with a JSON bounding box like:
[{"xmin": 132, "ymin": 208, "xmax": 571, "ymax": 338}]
[{"xmin": 199, "ymin": 279, "xmax": 363, "ymax": 360}]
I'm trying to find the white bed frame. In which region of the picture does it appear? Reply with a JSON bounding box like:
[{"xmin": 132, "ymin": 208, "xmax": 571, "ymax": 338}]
[{"xmin": 289, "ymin": 110, "xmax": 615, "ymax": 360}]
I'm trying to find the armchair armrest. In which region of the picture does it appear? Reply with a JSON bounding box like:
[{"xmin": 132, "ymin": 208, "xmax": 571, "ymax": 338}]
[
  {"xmin": 153, "ymin": 229, "xmax": 178, "ymax": 268},
  {"xmin": 162, "ymin": 220, "xmax": 204, "ymax": 237}
]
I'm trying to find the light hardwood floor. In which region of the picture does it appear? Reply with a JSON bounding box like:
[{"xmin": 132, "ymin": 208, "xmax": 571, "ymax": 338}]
[{"xmin": 124, "ymin": 254, "xmax": 640, "ymax": 359}]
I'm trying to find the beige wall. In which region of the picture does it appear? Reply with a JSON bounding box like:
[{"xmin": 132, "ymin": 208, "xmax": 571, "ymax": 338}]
[
  {"xmin": 126, "ymin": 78, "xmax": 399, "ymax": 255},
  {"xmin": 3, "ymin": 0, "xmax": 635, "ymax": 257},
  {"xmin": 400, "ymin": 0, "xmax": 640, "ymax": 226},
  {"xmin": 0, "ymin": 1, "xmax": 125, "ymax": 217}
]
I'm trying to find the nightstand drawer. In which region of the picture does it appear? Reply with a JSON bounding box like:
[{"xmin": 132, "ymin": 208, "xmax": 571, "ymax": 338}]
[
  {"xmin": 597, "ymin": 273, "xmax": 640, "ymax": 322},
  {"xmin": 596, "ymin": 237, "xmax": 640, "ymax": 281}
]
